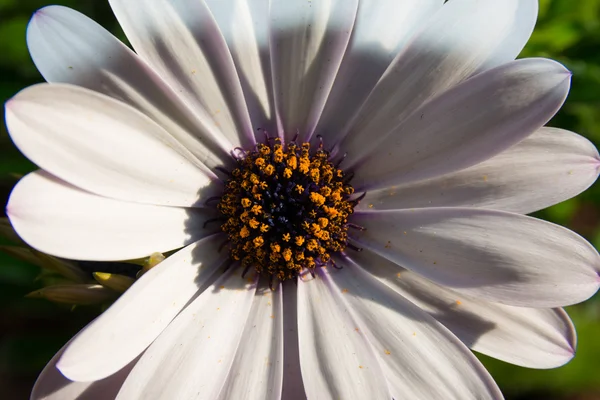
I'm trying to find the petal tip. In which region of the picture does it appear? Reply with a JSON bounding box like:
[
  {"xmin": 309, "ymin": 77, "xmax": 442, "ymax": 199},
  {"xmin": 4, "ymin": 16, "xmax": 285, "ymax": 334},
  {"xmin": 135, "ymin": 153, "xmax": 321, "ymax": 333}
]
[
  {"xmin": 32, "ymin": 8, "xmax": 46, "ymax": 18},
  {"xmin": 55, "ymin": 359, "xmax": 76, "ymax": 382},
  {"xmin": 560, "ymin": 344, "xmax": 577, "ymax": 366},
  {"xmin": 567, "ymin": 343, "xmax": 576, "ymax": 357},
  {"xmin": 558, "ymin": 68, "xmax": 573, "ymax": 85},
  {"xmin": 549, "ymin": 349, "xmax": 576, "ymax": 369},
  {"xmin": 540, "ymin": 59, "xmax": 573, "ymax": 83},
  {"xmin": 29, "ymin": 5, "xmax": 66, "ymax": 27},
  {"xmin": 32, "ymin": 5, "xmax": 63, "ymax": 18},
  {"xmin": 31, "ymin": 6, "xmax": 54, "ymax": 21},
  {"xmin": 4, "ymin": 202, "xmax": 13, "ymax": 218},
  {"xmin": 4, "ymin": 97, "xmax": 15, "ymax": 111},
  {"xmin": 56, "ymin": 356, "xmax": 95, "ymax": 383}
]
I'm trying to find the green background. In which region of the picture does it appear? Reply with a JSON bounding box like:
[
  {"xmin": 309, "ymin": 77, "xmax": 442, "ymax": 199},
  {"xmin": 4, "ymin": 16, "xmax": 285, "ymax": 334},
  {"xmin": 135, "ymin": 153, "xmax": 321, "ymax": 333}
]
[{"xmin": 1, "ymin": 0, "xmax": 600, "ymax": 398}]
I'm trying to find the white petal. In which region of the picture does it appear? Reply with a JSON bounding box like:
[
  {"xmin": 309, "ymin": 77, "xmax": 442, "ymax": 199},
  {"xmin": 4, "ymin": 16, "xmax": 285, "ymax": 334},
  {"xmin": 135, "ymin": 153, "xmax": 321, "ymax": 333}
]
[
  {"xmin": 336, "ymin": 0, "xmax": 538, "ymax": 157},
  {"xmin": 7, "ymin": 83, "xmax": 220, "ymax": 208},
  {"xmin": 330, "ymin": 256, "xmax": 503, "ymax": 400},
  {"xmin": 280, "ymin": 281, "xmax": 307, "ymax": 400},
  {"xmin": 350, "ymin": 58, "xmax": 572, "ymax": 190},
  {"xmin": 207, "ymin": 0, "xmax": 275, "ymax": 137},
  {"xmin": 57, "ymin": 235, "xmax": 226, "ymax": 382},
  {"xmin": 351, "ymin": 249, "xmax": 577, "ymax": 368},
  {"xmin": 27, "ymin": 5, "xmax": 232, "ymax": 169},
  {"xmin": 7, "ymin": 171, "xmax": 217, "ymax": 261},
  {"xmin": 315, "ymin": 0, "xmax": 443, "ymax": 144},
  {"xmin": 350, "ymin": 208, "xmax": 600, "ymax": 307},
  {"xmin": 270, "ymin": 0, "xmax": 358, "ymax": 142},
  {"xmin": 32, "ymin": 339, "xmax": 135, "ymax": 400},
  {"xmin": 297, "ymin": 270, "xmax": 390, "ymax": 399},
  {"xmin": 218, "ymin": 281, "xmax": 284, "ymax": 400},
  {"xmin": 108, "ymin": 0, "xmax": 255, "ymax": 148},
  {"xmin": 117, "ymin": 269, "xmax": 258, "ymax": 399},
  {"xmin": 358, "ymin": 127, "xmax": 600, "ymax": 214}
]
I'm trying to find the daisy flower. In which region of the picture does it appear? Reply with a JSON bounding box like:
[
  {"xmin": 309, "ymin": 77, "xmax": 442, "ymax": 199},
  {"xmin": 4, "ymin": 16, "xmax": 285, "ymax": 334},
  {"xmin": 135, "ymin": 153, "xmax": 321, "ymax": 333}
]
[{"xmin": 5, "ymin": 0, "xmax": 600, "ymax": 399}]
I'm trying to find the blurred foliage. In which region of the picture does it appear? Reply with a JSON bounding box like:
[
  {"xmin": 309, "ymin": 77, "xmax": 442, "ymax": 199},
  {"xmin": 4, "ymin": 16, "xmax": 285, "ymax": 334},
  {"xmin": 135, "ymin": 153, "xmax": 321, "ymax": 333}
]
[{"xmin": 0, "ymin": 0, "xmax": 600, "ymax": 399}]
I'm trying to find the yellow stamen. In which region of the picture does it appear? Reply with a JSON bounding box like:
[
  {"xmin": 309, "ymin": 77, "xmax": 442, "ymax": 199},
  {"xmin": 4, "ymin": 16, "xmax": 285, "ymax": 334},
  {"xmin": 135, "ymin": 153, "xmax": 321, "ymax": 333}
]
[
  {"xmin": 307, "ymin": 239, "xmax": 319, "ymax": 251},
  {"xmin": 287, "ymin": 155, "xmax": 297, "ymax": 170},
  {"xmin": 282, "ymin": 248, "xmax": 292, "ymax": 262},
  {"xmin": 217, "ymin": 140, "xmax": 356, "ymax": 281},
  {"xmin": 240, "ymin": 226, "xmax": 250, "ymax": 238},
  {"xmin": 264, "ymin": 164, "xmax": 275, "ymax": 176},
  {"xmin": 310, "ymin": 192, "xmax": 326, "ymax": 206},
  {"xmin": 251, "ymin": 205, "xmax": 263, "ymax": 215},
  {"xmin": 253, "ymin": 236, "xmax": 265, "ymax": 248}
]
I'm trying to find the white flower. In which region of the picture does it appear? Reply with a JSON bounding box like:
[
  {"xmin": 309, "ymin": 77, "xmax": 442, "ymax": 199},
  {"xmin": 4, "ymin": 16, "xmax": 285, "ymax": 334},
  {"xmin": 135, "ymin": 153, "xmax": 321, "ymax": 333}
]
[{"xmin": 6, "ymin": 1, "xmax": 600, "ymax": 399}]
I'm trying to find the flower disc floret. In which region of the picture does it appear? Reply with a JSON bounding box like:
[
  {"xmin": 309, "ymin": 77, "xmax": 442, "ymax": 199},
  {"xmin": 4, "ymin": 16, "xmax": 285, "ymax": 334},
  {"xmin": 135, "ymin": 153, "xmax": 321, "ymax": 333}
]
[{"xmin": 218, "ymin": 139, "xmax": 355, "ymax": 281}]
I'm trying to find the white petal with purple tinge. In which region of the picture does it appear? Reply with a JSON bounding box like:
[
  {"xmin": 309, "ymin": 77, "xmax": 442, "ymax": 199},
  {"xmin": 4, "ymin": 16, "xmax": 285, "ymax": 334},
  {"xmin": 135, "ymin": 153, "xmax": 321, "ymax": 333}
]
[
  {"xmin": 336, "ymin": 0, "xmax": 538, "ymax": 156},
  {"xmin": 117, "ymin": 270, "xmax": 257, "ymax": 399},
  {"xmin": 350, "ymin": 58, "xmax": 571, "ymax": 191},
  {"xmin": 358, "ymin": 127, "xmax": 600, "ymax": 214},
  {"xmin": 280, "ymin": 282, "xmax": 307, "ymax": 400},
  {"xmin": 218, "ymin": 281, "xmax": 284, "ymax": 400},
  {"xmin": 108, "ymin": 0, "xmax": 255, "ymax": 149},
  {"xmin": 297, "ymin": 271, "xmax": 390, "ymax": 399},
  {"xmin": 351, "ymin": 249, "xmax": 577, "ymax": 369},
  {"xmin": 32, "ymin": 336, "xmax": 135, "ymax": 400},
  {"xmin": 206, "ymin": 0, "xmax": 275, "ymax": 138},
  {"xmin": 270, "ymin": 0, "xmax": 358, "ymax": 142},
  {"xmin": 27, "ymin": 5, "xmax": 232, "ymax": 169},
  {"xmin": 329, "ymin": 258, "xmax": 503, "ymax": 399},
  {"xmin": 350, "ymin": 208, "xmax": 600, "ymax": 307},
  {"xmin": 314, "ymin": 0, "xmax": 443, "ymax": 145},
  {"xmin": 7, "ymin": 84, "xmax": 220, "ymax": 208},
  {"xmin": 57, "ymin": 235, "xmax": 226, "ymax": 381},
  {"xmin": 7, "ymin": 171, "xmax": 217, "ymax": 261}
]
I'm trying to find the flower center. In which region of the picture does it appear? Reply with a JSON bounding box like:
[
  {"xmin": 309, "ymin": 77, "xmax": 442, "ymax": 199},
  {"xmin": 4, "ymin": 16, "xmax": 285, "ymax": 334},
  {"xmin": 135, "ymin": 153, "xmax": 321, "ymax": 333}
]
[{"xmin": 217, "ymin": 137, "xmax": 358, "ymax": 282}]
